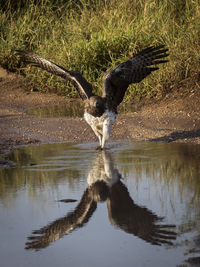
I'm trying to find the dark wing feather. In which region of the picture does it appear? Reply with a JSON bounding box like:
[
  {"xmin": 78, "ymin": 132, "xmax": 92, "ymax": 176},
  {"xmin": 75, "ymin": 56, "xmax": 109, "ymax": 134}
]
[
  {"xmin": 102, "ymin": 45, "xmax": 169, "ymax": 109},
  {"xmin": 25, "ymin": 188, "xmax": 97, "ymax": 250},
  {"xmin": 108, "ymin": 180, "xmax": 176, "ymax": 246},
  {"xmin": 16, "ymin": 50, "xmax": 94, "ymax": 100}
]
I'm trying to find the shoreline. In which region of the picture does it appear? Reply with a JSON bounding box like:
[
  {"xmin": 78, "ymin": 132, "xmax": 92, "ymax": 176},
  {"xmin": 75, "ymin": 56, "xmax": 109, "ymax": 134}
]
[{"xmin": 0, "ymin": 67, "xmax": 200, "ymax": 159}]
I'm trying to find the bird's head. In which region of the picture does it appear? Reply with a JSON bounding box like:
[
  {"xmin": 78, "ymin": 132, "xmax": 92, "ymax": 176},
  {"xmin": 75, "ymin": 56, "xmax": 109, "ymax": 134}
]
[{"xmin": 85, "ymin": 96, "xmax": 106, "ymax": 117}]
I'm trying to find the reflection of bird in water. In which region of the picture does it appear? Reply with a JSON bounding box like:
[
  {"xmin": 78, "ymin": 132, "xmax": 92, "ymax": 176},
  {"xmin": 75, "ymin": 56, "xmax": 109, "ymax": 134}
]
[
  {"xmin": 26, "ymin": 188, "xmax": 97, "ymax": 250},
  {"xmin": 17, "ymin": 45, "xmax": 168, "ymax": 149},
  {"xmin": 181, "ymin": 235, "xmax": 200, "ymax": 266},
  {"xmin": 25, "ymin": 151, "xmax": 176, "ymax": 250}
]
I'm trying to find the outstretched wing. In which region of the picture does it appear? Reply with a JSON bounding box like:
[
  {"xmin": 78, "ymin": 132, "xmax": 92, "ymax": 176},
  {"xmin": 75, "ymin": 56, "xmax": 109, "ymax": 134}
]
[
  {"xmin": 102, "ymin": 45, "xmax": 169, "ymax": 109},
  {"xmin": 25, "ymin": 188, "xmax": 97, "ymax": 250},
  {"xmin": 107, "ymin": 180, "xmax": 176, "ymax": 246},
  {"xmin": 16, "ymin": 50, "xmax": 94, "ymax": 100}
]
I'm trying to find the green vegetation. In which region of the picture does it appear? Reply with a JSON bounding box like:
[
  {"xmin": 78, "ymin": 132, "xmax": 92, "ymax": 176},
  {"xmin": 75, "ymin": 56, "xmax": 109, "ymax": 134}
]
[{"xmin": 0, "ymin": 0, "xmax": 199, "ymax": 100}]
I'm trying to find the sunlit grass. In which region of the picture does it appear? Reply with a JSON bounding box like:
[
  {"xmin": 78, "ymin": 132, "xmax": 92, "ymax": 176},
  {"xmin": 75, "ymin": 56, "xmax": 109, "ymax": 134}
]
[{"xmin": 0, "ymin": 0, "xmax": 199, "ymax": 100}]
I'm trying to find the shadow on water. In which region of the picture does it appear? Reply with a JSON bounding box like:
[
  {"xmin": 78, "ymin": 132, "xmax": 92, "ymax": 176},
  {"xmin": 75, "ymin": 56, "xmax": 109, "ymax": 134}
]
[
  {"xmin": 0, "ymin": 142, "xmax": 200, "ymax": 267},
  {"xmin": 25, "ymin": 151, "xmax": 176, "ymax": 250}
]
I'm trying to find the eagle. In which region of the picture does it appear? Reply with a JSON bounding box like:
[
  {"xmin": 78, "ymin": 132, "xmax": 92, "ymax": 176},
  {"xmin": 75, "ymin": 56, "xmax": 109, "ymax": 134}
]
[{"xmin": 17, "ymin": 45, "xmax": 168, "ymax": 149}]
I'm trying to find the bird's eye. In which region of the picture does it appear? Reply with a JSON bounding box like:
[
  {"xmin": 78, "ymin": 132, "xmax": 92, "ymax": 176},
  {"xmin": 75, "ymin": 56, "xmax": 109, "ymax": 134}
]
[{"xmin": 94, "ymin": 102, "xmax": 100, "ymax": 108}]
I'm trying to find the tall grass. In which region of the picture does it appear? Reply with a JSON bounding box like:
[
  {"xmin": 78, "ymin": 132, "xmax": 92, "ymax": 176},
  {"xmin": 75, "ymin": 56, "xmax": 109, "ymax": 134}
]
[{"xmin": 0, "ymin": 0, "xmax": 199, "ymax": 100}]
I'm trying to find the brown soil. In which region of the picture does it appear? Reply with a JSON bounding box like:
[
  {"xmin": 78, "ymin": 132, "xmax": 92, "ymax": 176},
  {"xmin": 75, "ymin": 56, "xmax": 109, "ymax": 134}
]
[{"xmin": 0, "ymin": 67, "xmax": 200, "ymax": 156}]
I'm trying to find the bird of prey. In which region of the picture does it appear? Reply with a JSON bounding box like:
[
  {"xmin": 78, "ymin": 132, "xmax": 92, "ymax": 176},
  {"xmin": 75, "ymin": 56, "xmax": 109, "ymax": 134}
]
[{"xmin": 17, "ymin": 45, "xmax": 168, "ymax": 149}]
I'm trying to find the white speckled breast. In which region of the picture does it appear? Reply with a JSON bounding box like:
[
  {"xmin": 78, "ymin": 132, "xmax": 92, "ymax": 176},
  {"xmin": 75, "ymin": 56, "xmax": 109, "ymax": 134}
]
[{"xmin": 84, "ymin": 110, "xmax": 116, "ymax": 134}]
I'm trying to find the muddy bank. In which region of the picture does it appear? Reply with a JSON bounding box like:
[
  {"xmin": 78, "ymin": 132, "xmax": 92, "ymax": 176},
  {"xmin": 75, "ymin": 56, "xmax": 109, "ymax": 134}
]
[{"xmin": 0, "ymin": 67, "xmax": 200, "ymax": 157}]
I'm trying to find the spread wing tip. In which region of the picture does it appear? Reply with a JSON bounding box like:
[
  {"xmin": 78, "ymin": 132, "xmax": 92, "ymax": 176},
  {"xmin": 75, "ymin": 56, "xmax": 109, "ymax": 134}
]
[
  {"xmin": 16, "ymin": 50, "xmax": 34, "ymax": 58},
  {"xmin": 16, "ymin": 50, "xmax": 40, "ymax": 65},
  {"xmin": 16, "ymin": 50, "xmax": 94, "ymax": 101}
]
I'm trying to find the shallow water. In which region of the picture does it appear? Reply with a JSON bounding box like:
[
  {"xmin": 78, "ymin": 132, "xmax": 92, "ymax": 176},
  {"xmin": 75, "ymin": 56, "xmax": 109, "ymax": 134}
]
[
  {"xmin": 26, "ymin": 102, "xmax": 84, "ymax": 118},
  {"xmin": 0, "ymin": 142, "xmax": 200, "ymax": 267},
  {"xmin": 26, "ymin": 102, "xmax": 136, "ymax": 118}
]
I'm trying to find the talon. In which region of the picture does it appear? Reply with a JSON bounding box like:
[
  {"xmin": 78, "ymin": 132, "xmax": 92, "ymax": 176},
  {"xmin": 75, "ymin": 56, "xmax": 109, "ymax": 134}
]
[{"xmin": 96, "ymin": 146, "xmax": 103, "ymax": 150}]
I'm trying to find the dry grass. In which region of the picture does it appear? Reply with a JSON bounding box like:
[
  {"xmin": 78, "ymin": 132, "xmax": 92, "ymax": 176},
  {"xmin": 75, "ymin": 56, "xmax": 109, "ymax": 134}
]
[{"xmin": 0, "ymin": 0, "xmax": 199, "ymax": 100}]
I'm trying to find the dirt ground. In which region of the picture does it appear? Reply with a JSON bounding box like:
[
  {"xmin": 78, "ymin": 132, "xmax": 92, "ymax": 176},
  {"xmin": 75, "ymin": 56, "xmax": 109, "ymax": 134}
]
[{"xmin": 0, "ymin": 67, "xmax": 200, "ymax": 157}]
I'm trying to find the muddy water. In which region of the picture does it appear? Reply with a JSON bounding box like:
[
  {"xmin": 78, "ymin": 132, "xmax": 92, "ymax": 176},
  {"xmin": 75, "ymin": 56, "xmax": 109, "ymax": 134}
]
[{"xmin": 0, "ymin": 142, "xmax": 200, "ymax": 267}]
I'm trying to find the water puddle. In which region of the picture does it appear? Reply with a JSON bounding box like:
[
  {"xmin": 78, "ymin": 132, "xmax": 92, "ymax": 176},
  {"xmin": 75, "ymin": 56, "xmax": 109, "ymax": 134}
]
[
  {"xmin": 0, "ymin": 142, "xmax": 200, "ymax": 267},
  {"xmin": 26, "ymin": 102, "xmax": 136, "ymax": 118},
  {"xmin": 26, "ymin": 101, "xmax": 84, "ymax": 118}
]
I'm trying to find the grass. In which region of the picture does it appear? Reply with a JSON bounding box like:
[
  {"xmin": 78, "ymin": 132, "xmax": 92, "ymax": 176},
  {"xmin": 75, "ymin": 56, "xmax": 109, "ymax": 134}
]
[{"xmin": 0, "ymin": 0, "xmax": 199, "ymax": 100}]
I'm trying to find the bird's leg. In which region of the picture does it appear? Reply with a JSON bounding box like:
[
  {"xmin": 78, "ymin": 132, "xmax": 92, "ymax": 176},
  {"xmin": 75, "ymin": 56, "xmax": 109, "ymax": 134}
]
[
  {"xmin": 96, "ymin": 134, "xmax": 104, "ymax": 150},
  {"xmin": 98, "ymin": 135, "xmax": 103, "ymax": 148},
  {"xmin": 101, "ymin": 122, "xmax": 111, "ymax": 149},
  {"xmin": 96, "ymin": 145, "xmax": 103, "ymax": 151},
  {"xmin": 90, "ymin": 125, "xmax": 103, "ymax": 149}
]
